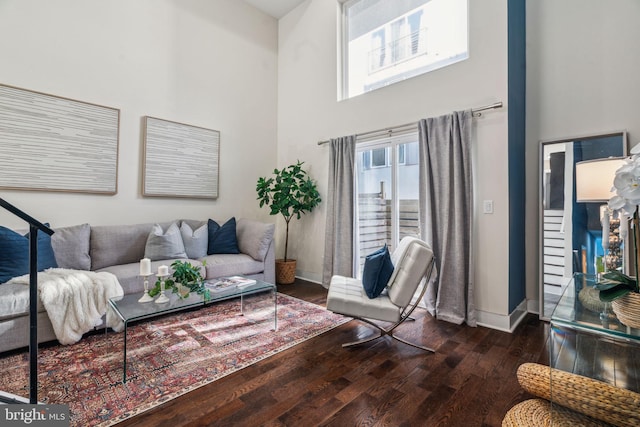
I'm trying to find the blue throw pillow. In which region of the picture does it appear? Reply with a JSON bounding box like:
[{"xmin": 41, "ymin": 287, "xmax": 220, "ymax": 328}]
[
  {"xmin": 0, "ymin": 225, "xmax": 58, "ymax": 283},
  {"xmin": 207, "ymin": 217, "xmax": 240, "ymax": 255},
  {"xmin": 362, "ymin": 244, "xmax": 394, "ymax": 299}
]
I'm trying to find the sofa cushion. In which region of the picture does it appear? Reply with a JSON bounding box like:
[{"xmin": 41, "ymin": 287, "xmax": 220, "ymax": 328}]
[
  {"xmin": 144, "ymin": 223, "xmax": 187, "ymax": 261},
  {"xmin": 0, "ymin": 226, "xmax": 58, "ymax": 283},
  {"xmin": 90, "ymin": 221, "xmax": 174, "ymax": 270},
  {"xmin": 51, "ymin": 223, "xmax": 91, "ymax": 270},
  {"xmin": 207, "ymin": 218, "xmax": 240, "ymax": 255},
  {"xmin": 201, "ymin": 254, "xmax": 263, "ymax": 280},
  {"xmin": 236, "ymin": 219, "xmax": 275, "ymax": 262},
  {"xmin": 180, "ymin": 221, "xmax": 208, "ymax": 259},
  {"xmin": 327, "ymin": 275, "xmax": 401, "ymax": 323},
  {"xmin": 0, "ymin": 282, "xmax": 47, "ymax": 320}
]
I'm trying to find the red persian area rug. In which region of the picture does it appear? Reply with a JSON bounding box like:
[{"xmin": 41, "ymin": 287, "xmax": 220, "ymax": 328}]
[{"xmin": 0, "ymin": 293, "xmax": 349, "ymax": 427}]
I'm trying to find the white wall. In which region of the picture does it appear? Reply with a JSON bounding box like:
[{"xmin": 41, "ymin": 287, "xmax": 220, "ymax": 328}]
[
  {"xmin": 0, "ymin": 0, "xmax": 278, "ymax": 229},
  {"xmin": 278, "ymin": 0, "xmax": 512, "ymax": 328},
  {"xmin": 525, "ymin": 0, "xmax": 640, "ymax": 310}
]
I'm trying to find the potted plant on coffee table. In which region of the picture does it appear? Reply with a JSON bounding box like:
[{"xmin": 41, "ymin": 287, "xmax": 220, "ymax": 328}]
[
  {"xmin": 257, "ymin": 160, "xmax": 321, "ymax": 284},
  {"xmin": 149, "ymin": 260, "xmax": 206, "ymax": 299}
]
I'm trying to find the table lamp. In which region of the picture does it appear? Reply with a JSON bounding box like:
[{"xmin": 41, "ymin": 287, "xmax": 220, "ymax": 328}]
[{"xmin": 575, "ymin": 157, "xmax": 626, "ymax": 272}]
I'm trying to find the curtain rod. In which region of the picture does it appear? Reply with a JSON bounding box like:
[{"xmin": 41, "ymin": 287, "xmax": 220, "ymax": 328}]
[{"xmin": 317, "ymin": 101, "xmax": 503, "ymax": 146}]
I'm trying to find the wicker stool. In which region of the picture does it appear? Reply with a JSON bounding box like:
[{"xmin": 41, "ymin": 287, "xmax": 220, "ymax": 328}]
[
  {"xmin": 502, "ymin": 363, "xmax": 640, "ymax": 427},
  {"xmin": 502, "ymin": 398, "xmax": 606, "ymax": 427}
]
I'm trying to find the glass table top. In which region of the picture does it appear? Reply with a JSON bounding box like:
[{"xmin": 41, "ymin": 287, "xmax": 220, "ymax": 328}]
[
  {"xmin": 551, "ymin": 273, "xmax": 640, "ymax": 342},
  {"xmin": 109, "ymin": 278, "xmax": 275, "ymax": 323}
]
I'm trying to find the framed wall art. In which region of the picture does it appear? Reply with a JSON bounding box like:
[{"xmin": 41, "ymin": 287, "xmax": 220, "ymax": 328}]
[
  {"xmin": 0, "ymin": 84, "xmax": 120, "ymax": 194},
  {"xmin": 142, "ymin": 116, "xmax": 220, "ymax": 199}
]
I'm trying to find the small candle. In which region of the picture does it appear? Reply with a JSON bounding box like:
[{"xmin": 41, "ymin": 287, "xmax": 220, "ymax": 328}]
[
  {"xmin": 140, "ymin": 258, "xmax": 151, "ymax": 276},
  {"xmin": 158, "ymin": 265, "xmax": 169, "ymax": 276}
]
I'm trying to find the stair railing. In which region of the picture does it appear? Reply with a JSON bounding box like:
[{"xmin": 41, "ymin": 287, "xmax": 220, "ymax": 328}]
[{"xmin": 0, "ymin": 197, "xmax": 54, "ymax": 404}]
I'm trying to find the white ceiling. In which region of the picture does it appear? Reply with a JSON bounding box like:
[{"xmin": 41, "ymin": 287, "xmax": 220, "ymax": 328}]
[{"xmin": 243, "ymin": 0, "xmax": 307, "ymax": 19}]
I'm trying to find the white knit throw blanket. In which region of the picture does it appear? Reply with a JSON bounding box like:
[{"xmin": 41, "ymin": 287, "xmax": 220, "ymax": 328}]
[{"xmin": 9, "ymin": 268, "xmax": 125, "ymax": 344}]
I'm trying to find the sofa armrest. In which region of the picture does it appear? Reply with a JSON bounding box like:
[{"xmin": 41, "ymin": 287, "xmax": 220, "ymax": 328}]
[{"xmin": 517, "ymin": 363, "xmax": 640, "ymax": 427}]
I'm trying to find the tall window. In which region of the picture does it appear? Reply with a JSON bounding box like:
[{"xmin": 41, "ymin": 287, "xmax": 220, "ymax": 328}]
[
  {"xmin": 356, "ymin": 133, "xmax": 419, "ymax": 275},
  {"xmin": 341, "ymin": 0, "xmax": 469, "ymax": 99}
]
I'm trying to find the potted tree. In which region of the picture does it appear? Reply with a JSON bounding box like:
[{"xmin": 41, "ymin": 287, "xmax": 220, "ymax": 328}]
[{"xmin": 257, "ymin": 161, "xmax": 321, "ymax": 284}]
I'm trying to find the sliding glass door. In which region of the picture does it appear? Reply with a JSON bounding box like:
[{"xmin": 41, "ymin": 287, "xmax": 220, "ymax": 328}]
[{"xmin": 355, "ymin": 133, "xmax": 420, "ymax": 275}]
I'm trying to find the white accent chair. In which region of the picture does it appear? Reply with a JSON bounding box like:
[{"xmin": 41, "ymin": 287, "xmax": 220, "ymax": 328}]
[{"xmin": 326, "ymin": 236, "xmax": 436, "ymax": 352}]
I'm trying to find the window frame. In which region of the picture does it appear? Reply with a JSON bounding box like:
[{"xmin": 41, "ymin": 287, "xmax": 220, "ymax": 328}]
[
  {"xmin": 340, "ymin": 0, "xmax": 469, "ymax": 100},
  {"xmin": 355, "ymin": 132, "xmax": 419, "ymax": 274}
]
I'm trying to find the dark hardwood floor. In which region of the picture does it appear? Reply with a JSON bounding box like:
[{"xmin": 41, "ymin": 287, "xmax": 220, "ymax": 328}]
[{"xmin": 117, "ymin": 279, "xmax": 548, "ymax": 427}]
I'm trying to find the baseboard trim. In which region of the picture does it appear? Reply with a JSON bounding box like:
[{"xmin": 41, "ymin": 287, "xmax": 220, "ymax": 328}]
[
  {"xmin": 527, "ymin": 298, "xmax": 540, "ymax": 315},
  {"xmin": 295, "ymin": 273, "xmax": 534, "ymax": 333},
  {"xmin": 476, "ymin": 299, "xmax": 529, "ymax": 333},
  {"xmin": 295, "ymin": 271, "xmax": 323, "ymax": 286}
]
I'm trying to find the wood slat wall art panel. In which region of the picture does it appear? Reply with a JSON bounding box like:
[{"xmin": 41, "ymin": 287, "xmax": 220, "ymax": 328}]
[
  {"xmin": 142, "ymin": 116, "xmax": 219, "ymax": 199},
  {"xmin": 0, "ymin": 84, "xmax": 119, "ymax": 194}
]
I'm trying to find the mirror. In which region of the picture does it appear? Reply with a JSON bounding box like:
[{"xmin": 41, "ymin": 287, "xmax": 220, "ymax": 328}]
[{"xmin": 539, "ymin": 131, "xmax": 627, "ymax": 320}]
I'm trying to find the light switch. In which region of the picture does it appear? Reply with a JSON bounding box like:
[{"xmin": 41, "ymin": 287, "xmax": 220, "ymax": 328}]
[{"xmin": 483, "ymin": 200, "xmax": 494, "ymax": 214}]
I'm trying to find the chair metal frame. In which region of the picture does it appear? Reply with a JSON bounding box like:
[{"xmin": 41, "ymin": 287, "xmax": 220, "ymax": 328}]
[{"xmin": 336, "ymin": 256, "xmax": 437, "ymax": 352}]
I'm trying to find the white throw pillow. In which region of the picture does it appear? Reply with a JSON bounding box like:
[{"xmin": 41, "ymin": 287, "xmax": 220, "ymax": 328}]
[
  {"xmin": 144, "ymin": 222, "xmax": 187, "ymax": 261},
  {"xmin": 180, "ymin": 222, "xmax": 208, "ymax": 259}
]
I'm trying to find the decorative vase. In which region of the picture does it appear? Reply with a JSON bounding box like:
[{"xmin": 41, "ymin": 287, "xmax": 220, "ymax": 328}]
[
  {"xmin": 612, "ymin": 292, "xmax": 640, "ymax": 329},
  {"xmin": 275, "ymin": 259, "xmax": 296, "ymax": 285}
]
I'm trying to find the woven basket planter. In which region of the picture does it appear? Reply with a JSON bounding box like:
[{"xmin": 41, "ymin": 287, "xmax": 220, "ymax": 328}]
[
  {"xmin": 578, "ymin": 286, "xmax": 606, "ymax": 313},
  {"xmin": 516, "ymin": 363, "xmax": 640, "ymax": 427},
  {"xmin": 612, "ymin": 292, "xmax": 640, "ymax": 329},
  {"xmin": 275, "ymin": 259, "xmax": 296, "ymax": 285}
]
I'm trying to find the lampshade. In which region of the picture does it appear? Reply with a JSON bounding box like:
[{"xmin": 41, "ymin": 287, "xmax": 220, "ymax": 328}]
[{"xmin": 575, "ymin": 157, "xmax": 626, "ymax": 202}]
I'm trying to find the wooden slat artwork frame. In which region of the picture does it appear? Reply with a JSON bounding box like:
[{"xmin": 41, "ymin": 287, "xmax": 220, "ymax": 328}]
[
  {"xmin": 0, "ymin": 84, "xmax": 120, "ymax": 194},
  {"xmin": 142, "ymin": 116, "xmax": 220, "ymax": 199}
]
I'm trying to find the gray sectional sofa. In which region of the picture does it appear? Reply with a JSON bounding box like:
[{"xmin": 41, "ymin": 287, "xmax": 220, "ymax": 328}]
[{"xmin": 0, "ymin": 218, "xmax": 275, "ymax": 354}]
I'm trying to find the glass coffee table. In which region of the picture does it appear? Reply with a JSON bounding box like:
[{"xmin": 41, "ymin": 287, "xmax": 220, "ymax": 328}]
[{"xmin": 108, "ymin": 278, "xmax": 276, "ymax": 382}]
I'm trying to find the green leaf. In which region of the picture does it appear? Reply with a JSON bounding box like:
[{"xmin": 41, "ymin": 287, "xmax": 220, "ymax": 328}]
[
  {"xmin": 601, "ymin": 271, "xmax": 636, "ymax": 285},
  {"xmin": 594, "ymin": 281, "xmax": 623, "ymax": 291},
  {"xmin": 256, "ymin": 161, "xmax": 321, "ymax": 257},
  {"xmin": 599, "ymin": 285, "xmax": 634, "ymax": 302}
]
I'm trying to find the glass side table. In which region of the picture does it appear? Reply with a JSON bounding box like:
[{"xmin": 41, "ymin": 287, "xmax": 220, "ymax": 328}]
[{"xmin": 549, "ymin": 273, "xmax": 640, "ymax": 419}]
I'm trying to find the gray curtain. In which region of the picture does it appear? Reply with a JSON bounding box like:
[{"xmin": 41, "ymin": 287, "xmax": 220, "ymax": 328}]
[
  {"xmin": 322, "ymin": 135, "xmax": 356, "ymax": 288},
  {"xmin": 418, "ymin": 110, "xmax": 476, "ymax": 326}
]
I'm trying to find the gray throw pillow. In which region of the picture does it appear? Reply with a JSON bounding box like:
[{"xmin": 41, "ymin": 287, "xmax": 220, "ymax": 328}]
[
  {"xmin": 180, "ymin": 222, "xmax": 208, "ymax": 259},
  {"xmin": 144, "ymin": 222, "xmax": 187, "ymax": 261},
  {"xmin": 236, "ymin": 219, "xmax": 275, "ymax": 261},
  {"xmin": 51, "ymin": 223, "xmax": 91, "ymax": 270}
]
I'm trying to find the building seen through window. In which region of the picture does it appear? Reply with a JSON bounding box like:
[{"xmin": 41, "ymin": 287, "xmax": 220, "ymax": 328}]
[{"xmin": 342, "ymin": 0, "xmax": 468, "ymax": 99}]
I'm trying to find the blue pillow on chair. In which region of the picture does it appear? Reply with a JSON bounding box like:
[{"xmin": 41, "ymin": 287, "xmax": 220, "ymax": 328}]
[
  {"xmin": 0, "ymin": 225, "xmax": 58, "ymax": 283},
  {"xmin": 362, "ymin": 244, "xmax": 394, "ymax": 299},
  {"xmin": 207, "ymin": 217, "xmax": 240, "ymax": 255}
]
